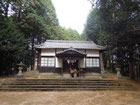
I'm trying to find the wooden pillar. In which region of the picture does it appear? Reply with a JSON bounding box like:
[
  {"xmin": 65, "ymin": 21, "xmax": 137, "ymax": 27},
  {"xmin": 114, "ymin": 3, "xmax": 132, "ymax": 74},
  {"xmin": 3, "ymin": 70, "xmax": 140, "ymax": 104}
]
[
  {"xmin": 37, "ymin": 49, "xmax": 41, "ymax": 71},
  {"xmin": 61, "ymin": 59, "xmax": 63, "ymax": 76}
]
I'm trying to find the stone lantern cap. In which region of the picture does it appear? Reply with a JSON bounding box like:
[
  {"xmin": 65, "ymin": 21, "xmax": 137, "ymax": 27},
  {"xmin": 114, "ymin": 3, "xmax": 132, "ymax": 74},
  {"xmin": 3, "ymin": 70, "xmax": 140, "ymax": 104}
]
[{"xmin": 17, "ymin": 62, "xmax": 25, "ymax": 67}]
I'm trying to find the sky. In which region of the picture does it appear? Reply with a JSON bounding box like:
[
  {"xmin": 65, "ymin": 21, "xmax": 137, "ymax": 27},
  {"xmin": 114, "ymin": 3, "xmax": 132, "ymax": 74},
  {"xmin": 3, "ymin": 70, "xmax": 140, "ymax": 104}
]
[{"xmin": 51, "ymin": 0, "xmax": 92, "ymax": 34}]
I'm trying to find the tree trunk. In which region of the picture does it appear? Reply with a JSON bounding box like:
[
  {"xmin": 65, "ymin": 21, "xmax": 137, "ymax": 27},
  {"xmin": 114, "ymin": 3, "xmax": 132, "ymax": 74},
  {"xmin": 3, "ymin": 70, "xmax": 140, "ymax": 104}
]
[
  {"xmin": 129, "ymin": 52, "xmax": 135, "ymax": 79},
  {"xmin": 111, "ymin": 54, "xmax": 115, "ymax": 72},
  {"xmin": 31, "ymin": 37, "xmax": 35, "ymax": 70},
  {"xmin": 14, "ymin": 58, "xmax": 17, "ymax": 74},
  {"xmin": 129, "ymin": 61, "xmax": 135, "ymax": 79},
  {"xmin": 5, "ymin": 1, "xmax": 10, "ymax": 17}
]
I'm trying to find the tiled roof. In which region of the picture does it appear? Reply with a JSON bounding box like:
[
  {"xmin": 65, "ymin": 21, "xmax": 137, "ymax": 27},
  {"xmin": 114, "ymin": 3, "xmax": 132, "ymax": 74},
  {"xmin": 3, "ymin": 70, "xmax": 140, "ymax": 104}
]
[{"xmin": 35, "ymin": 40, "xmax": 105, "ymax": 50}]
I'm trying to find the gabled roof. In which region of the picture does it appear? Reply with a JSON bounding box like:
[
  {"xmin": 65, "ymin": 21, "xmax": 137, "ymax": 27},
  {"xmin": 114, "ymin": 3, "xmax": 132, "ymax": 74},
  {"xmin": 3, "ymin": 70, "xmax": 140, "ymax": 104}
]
[
  {"xmin": 35, "ymin": 40, "xmax": 105, "ymax": 50},
  {"xmin": 56, "ymin": 47, "xmax": 86, "ymax": 58}
]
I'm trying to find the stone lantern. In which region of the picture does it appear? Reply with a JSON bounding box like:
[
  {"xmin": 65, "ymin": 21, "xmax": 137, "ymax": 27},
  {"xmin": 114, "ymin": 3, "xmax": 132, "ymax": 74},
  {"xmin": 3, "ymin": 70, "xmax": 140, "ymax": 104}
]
[
  {"xmin": 16, "ymin": 62, "xmax": 25, "ymax": 79},
  {"xmin": 116, "ymin": 67, "xmax": 121, "ymax": 78}
]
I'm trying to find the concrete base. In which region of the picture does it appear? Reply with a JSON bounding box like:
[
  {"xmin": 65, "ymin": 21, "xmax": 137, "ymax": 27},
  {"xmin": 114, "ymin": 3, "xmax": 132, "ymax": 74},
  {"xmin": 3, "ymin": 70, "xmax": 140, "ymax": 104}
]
[
  {"xmin": 83, "ymin": 73, "xmax": 101, "ymax": 79},
  {"xmin": 37, "ymin": 72, "xmax": 101, "ymax": 79},
  {"xmin": 101, "ymin": 71, "xmax": 107, "ymax": 78},
  {"xmin": 16, "ymin": 74, "xmax": 24, "ymax": 79},
  {"xmin": 63, "ymin": 73, "xmax": 71, "ymax": 78},
  {"xmin": 39, "ymin": 73, "xmax": 62, "ymax": 79},
  {"xmin": 24, "ymin": 70, "xmax": 39, "ymax": 77}
]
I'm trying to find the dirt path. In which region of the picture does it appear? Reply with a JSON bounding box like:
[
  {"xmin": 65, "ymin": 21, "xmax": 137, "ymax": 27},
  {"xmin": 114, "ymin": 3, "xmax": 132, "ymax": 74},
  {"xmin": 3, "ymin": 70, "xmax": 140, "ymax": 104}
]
[{"xmin": 0, "ymin": 91, "xmax": 140, "ymax": 105}]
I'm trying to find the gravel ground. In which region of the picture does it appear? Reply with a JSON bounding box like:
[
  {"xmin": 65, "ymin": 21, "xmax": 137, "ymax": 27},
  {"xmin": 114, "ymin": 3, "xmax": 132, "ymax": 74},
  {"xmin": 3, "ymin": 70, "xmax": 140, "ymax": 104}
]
[{"xmin": 0, "ymin": 91, "xmax": 140, "ymax": 105}]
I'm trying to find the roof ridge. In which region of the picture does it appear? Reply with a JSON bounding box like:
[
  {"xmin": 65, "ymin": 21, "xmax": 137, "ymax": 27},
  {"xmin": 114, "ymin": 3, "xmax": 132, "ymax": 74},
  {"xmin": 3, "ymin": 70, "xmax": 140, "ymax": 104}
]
[{"xmin": 45, "ymin": 40, "xmax": 93, "ymax": 43}]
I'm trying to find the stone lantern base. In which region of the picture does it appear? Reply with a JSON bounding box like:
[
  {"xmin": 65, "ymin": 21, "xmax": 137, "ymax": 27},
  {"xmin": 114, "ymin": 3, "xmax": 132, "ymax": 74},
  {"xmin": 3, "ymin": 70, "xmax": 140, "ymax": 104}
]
[
  {"xmin": 16, "ymin": 74, "xmax": 24, "ymax": 79},
  {"xmin": 116, "ymin": 68, "xmax": 122, "ymax": 78},
  {"xmin": 16, "ymin": 69, "xmax": 24, "ymax": 79}
]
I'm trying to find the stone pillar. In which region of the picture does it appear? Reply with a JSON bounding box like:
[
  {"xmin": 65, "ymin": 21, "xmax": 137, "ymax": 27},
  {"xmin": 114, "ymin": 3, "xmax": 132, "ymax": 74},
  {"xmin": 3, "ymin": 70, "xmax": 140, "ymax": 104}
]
[{"xmin": 74, "ymin": 73, "xmax": 77, "ymax": 78}]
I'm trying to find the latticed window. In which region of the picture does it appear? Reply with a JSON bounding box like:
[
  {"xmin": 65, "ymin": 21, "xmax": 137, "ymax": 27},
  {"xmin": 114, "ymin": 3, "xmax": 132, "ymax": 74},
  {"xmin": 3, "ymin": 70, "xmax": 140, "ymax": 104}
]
[
  {"xmin": 86, "ymin": 58, "xmax": 99, "ymax": 67},
  {"xmin": 41, "ymin": 57, "xmax": 55, "ymax": 67}
]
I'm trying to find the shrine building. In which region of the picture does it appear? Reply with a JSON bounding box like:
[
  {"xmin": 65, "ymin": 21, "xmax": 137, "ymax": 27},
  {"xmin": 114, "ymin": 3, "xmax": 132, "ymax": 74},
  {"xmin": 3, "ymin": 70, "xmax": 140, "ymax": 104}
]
[{"xmin": 35, "ymin": 40, "xmax": 105, "ymax": 78}]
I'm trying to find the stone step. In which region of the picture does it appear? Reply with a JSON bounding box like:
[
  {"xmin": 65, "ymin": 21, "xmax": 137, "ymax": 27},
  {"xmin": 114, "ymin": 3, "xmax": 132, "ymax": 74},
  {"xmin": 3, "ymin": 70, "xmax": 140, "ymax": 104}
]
[
  {"xmin": 0, "ymin": 87, "xmax": 134, "ymax": 92},
  {"xmin": 82, "ymin": 73, "xmax": 101, "ymax": 78},
  {"xmin": 13, "ymin": 79, "xmax": 128, "ymax": 82},
  {"xmin": 3, "ymin": 80, "xmax": 131, "ymax": 86},
  {"xmin": 4, "ymin": 85, "xmax": 132, "ymax": 88},
  {"xmin": 0, "ymin": 79, "xmax": 135, "ymax": 91},
  {"xmin": 8, "ymin": 80, "xmax": 129, "ymax": 82},
  {"xmin": 7, "ymin": 81, "xmax": 130, "ymax": 84},
  {"xmin": 3, "ymin": 83, "xmax": 131, "ymax": 86}
]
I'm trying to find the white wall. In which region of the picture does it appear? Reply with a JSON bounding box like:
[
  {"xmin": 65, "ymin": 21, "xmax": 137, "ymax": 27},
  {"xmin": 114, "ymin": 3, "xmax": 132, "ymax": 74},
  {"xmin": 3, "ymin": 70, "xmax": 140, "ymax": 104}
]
[
  {"xmin": 41, "ymin": 49, "xmax": 55, "ymax": 56},
  {"xmin": 40, "ymin": 48, "xmax": 100, "ymax": 68},
  {"xmin": 86, "ymin": 49, "xmax": 99, "ymax": 57},
  {"xmin": 56, "ymin": 49, "xmax": 63, "ymax": 53},
  {"xmin": 55, "ymin": 57, "xmax": 62, "ymax": 68}
]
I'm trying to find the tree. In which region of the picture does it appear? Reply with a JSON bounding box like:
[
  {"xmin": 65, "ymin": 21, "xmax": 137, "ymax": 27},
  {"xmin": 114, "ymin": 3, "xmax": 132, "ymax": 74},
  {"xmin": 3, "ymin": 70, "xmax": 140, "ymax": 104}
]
[
  {"xmin": 0, "ymin": 16, "xmax": 27, "ymax": 75},
  {"xmin": 10, "ymin": 0, "xmax": 59, "ymax": 69},
  {"xmin": 53, "ymin": 26, "xmax": 82, "ymax": 40},
  {"xmin": 0, "ymin": 0, "xmax": 11, "ymax": 17},
  {"xmin": 0, "ymin": 0, "xmax": 60, "ymax": 73},
  {"xmin": 85, "ymin": 0, "xmax": 140, "ymax": 79}
]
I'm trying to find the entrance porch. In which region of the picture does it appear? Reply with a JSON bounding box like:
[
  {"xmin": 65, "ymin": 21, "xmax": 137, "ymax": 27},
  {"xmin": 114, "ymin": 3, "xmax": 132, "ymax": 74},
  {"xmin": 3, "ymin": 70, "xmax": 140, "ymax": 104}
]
[{"xmin": 56, "ymin": 48, "xmax": 86, "ymax": 78}]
